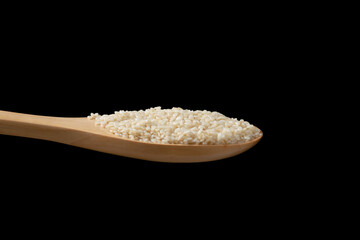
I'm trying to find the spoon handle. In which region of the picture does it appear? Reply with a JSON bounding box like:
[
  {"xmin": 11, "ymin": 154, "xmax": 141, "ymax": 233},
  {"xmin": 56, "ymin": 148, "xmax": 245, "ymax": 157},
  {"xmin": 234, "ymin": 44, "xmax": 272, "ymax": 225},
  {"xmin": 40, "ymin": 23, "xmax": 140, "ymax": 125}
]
[{"xmin": 0, "ymin": 110, "xmax": 73, "ymax": 142}]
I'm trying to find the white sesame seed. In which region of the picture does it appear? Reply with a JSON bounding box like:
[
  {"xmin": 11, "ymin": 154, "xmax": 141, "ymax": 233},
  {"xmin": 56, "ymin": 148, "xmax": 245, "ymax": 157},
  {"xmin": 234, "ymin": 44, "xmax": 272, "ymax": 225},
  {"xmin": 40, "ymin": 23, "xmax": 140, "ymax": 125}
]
[{"xmin": 88, "ymin": 107, "xmax": 261, "ymax": 145}]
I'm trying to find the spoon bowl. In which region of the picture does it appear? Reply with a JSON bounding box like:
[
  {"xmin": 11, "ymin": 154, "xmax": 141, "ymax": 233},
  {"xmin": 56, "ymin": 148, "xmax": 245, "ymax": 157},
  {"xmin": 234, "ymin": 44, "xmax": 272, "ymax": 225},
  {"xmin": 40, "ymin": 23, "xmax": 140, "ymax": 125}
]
[{"xmin": 0, "ymin": 110, "xmax": 262, "ymax": 163}]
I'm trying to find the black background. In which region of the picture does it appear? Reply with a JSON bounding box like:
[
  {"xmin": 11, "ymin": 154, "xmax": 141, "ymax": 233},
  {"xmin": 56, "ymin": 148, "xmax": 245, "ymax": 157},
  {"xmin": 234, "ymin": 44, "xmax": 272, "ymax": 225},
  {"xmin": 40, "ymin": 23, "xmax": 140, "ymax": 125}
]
[
  {"xmin": 0, "ymin": 5, "xmax": 309, "ymax": 229},
  {"xmin": 0, "ymin": 3, "xmax": 344, "ymax": 237}
]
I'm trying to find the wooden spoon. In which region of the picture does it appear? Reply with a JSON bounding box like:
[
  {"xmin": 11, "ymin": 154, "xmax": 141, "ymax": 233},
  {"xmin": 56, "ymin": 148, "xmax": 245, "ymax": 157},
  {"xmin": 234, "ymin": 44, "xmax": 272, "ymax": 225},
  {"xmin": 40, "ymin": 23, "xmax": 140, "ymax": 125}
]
[{"xmin": 0, "ymin": 110, "xmax": 262, "ymax": 163}]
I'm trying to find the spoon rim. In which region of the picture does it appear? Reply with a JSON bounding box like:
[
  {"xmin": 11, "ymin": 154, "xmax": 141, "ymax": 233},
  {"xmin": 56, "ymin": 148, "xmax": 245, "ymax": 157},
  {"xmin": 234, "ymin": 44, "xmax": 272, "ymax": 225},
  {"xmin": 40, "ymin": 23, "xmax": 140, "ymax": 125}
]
[{"xmin": 98, "ymin": 126, "xmax": 263, "ymax": 148}]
